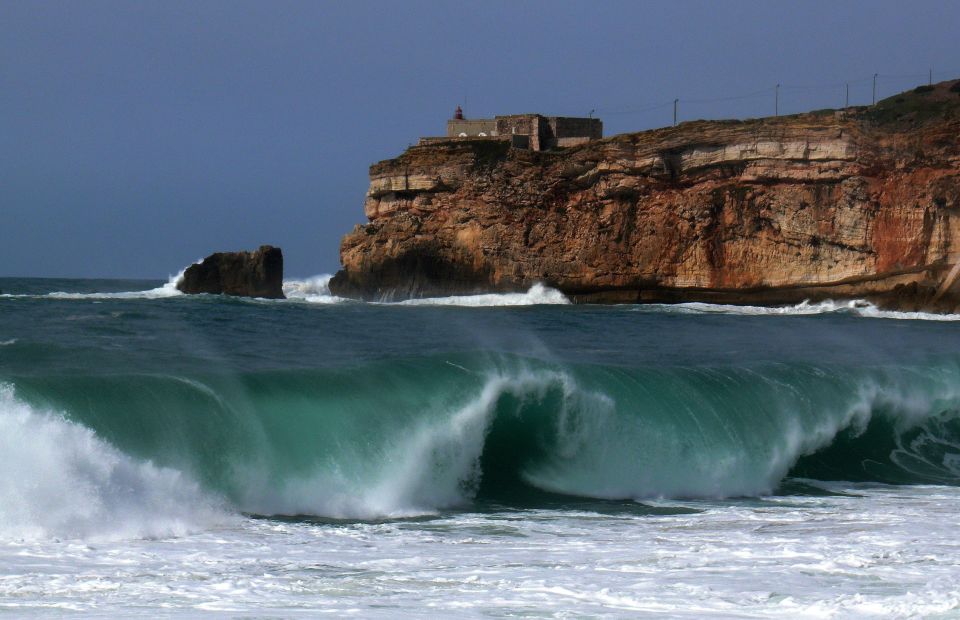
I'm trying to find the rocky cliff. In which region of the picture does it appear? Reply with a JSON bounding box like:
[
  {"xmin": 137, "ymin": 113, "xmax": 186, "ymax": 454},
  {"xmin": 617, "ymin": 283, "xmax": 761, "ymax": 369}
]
[
  {"xmin": 177, "ymin": 245, "xmax": 285, "ymax": 299},
  {"xmin": 330, "ymin": 82, "xmax": 960, "ymax": 310}
]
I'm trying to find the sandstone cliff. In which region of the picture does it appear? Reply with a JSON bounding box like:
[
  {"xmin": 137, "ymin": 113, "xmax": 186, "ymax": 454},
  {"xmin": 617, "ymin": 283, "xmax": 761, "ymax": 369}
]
[
  {"xmin": 177, "ymin": 245, "xmax": 285, "ymax": 299},
  {"xmin": 330, "ymin": 82, "xmax": 960, "ymax": 310}
]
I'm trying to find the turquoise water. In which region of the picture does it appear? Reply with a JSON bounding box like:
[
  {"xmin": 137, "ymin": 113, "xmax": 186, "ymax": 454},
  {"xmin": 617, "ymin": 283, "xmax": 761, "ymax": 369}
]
[{"xmin": 2, "ymin": 276, "xmax": 960, "ymax": 616}]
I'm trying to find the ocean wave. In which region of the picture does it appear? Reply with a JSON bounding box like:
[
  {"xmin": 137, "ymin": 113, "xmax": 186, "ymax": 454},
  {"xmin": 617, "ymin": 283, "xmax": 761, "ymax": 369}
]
[
  {"xmin": 637, "ymin": 299, "xmax": 960, "ymax": 321},
  {"xmin": 281, "ymin": 277, "xmax": 570, "ymax": 307},
  {"xmin": 282, "ymin": 274, "xmax": 347, "ymax": 304},
  {"xmin": 0, "ymin": 383, "xmax": 228, "ymax": 541},
  {"xmin": 3, "ymin": 270, "xmax": 188, "ymax": 300},
  {"xmin": 11, "ymin": 270, "xmax": 960, "ymax": 319},
  {"xmin": 395, "ymin": 283, "xmax": 570, "ymax": 307},
  {"xmin": 6, "ymin": 356, "xmax": 960, "ymax": 525}
]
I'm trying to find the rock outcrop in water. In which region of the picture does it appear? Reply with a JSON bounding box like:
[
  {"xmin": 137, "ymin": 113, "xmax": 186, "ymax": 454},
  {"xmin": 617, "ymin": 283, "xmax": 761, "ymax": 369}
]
[
  {"xmin": 177, "ymin": 245, "xmax": 285, "ymax": 299},
  {"xmin": 330, "ymin": 81, "xmax": 960, "ymax": 311}
]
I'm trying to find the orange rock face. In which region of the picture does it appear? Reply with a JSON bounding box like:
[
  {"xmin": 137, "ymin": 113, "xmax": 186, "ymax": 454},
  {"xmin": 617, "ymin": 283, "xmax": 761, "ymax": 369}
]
[{"xmin": 330, "ymin": 82, "xmax": 960, "ymax": 309}]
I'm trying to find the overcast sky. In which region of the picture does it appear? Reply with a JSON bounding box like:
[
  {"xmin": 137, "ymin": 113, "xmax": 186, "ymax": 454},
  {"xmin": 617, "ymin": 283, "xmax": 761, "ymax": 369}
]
[{"xmin": 3, "ymin": 0, "xmax": 960, "ymax": 278}]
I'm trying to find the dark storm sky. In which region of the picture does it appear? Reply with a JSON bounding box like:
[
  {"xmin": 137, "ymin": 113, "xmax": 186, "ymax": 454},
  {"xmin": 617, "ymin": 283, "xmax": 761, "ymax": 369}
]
[{"xmin": 3, "ymin": 0, "xmax": 959, "ymax": 278}]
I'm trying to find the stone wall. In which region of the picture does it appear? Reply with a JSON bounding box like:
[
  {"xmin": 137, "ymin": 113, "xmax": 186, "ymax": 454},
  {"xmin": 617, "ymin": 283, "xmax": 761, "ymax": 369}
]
[
  {"xmin": 419, "ymin": 135, "xmax": 510, "ymax": 146},
  {"xmin": 494, "ymin": 115, "xmax": 539, "ymax": 138},
  {"xmin": 550, "ymin": 117, "xmax": 602, "ymax": 140},
  {"xmin": 509, "ymin": 134, "xmax": 531, "ymax": 149},
  {"xmin": 495, "ymin": 115, "xmax": 601, "ymax": 150},
  {"xmin": 446, "ymin": 119, "xmax": 497, "ymax": 137},
  {"xmin": 436, "ymin": 114, "xmax": 602, "ymax": 151}
]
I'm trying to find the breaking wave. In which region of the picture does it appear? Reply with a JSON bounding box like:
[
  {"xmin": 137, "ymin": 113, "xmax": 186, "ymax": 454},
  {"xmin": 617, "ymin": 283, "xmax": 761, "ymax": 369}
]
[
  {"xmin": 395, "ymin": 283, "xmax": 570, "ymax": 307},
  {"xmin": 2, "ymin": 271, "xmax": 186, "ymax": 300},
  {"xmin": 639, "ymin": 299, "xmax": 960, "ymax": 321},
  {"xmin": 282, "ymin": 274, "xmax": 345, "ymax": 304},
  {"xmin": 281, "ymin": 276, "xmax": 570, "ymax": 306},
  {"xmin": 3, "ymin": 272, "xmax": 570, "ymax": 307},
  {"xmin": 9, "ymin": 272, "xmax": 960, "ymax": 320},
  {"xmin": 0, "ymin": 384, "xmax": 227, "ymax": 541},
  {"xmin": 5, "ymin": 354, "xmax": 960, "ymax": 530}
]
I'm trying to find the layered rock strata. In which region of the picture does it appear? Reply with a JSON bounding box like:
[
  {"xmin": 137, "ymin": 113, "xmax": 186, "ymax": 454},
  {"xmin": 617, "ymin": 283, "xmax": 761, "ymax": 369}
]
[
  {"xmin": 177, "ymin": 245, "xmax": 285, "ymax": 299},
  {"xmin": 331, "ymin": 82, "xmax": 960, "ymax": 310}
]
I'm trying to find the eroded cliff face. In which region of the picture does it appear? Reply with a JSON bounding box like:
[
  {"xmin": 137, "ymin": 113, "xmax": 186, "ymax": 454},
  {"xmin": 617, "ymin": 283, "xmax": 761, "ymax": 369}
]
[{"xmin": 331, "ymin": 82, "xmax": 960, "ymax": 309}]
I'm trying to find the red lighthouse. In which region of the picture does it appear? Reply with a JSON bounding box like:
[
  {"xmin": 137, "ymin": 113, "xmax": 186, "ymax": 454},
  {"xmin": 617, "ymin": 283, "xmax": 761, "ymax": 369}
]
[{"xmin": 454, "ymin": 105, "xmax": 464, "ymax": 120}]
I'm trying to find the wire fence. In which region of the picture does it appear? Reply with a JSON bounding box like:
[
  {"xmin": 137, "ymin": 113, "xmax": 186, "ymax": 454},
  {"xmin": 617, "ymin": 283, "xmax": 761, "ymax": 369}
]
[{"xmin": 585, "ymin": 69, "xmax": 959, "ymax": 132}]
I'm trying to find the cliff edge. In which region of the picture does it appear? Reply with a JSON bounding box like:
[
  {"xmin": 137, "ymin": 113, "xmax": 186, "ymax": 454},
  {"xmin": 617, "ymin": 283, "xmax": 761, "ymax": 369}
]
[{"xmin": 330, "ymin": 81, "xmax": 960, "ymax": 310}]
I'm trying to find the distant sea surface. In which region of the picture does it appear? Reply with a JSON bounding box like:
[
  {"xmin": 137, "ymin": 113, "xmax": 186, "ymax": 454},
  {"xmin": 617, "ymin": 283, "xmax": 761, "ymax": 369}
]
[{"xmin": 2, "ymin": 275, "xmax": 960, "ymax": 617}]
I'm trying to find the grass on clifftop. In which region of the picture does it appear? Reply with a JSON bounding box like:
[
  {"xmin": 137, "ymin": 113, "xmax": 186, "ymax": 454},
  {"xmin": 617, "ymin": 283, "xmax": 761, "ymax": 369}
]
[{"xmin": 863, "ymin": 80, "xmax": 960, "ymax": 127}]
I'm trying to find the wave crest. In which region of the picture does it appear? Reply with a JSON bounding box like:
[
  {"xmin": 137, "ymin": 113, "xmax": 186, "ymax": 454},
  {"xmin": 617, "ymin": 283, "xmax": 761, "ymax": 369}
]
[
  {"xmin": 0, "ymin": 384, "xmax": 227, "ymax": 540},
  {"xmin": 642, "ymin": 299, "xmax": 960, "ymax": 321},
  {"xmin": 7, "ymin": 357, "xmax": 960, "ymax": 525},
  {"xmin": 397, "ymin": 283, "xmax": 570, "ymax": 307},
  {"xmin": 282, "ymin": 274, "xmax": 346, "ymax": 304}
]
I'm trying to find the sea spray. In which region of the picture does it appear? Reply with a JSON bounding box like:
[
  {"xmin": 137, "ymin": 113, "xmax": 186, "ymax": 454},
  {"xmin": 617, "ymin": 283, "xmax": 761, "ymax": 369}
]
[
  {"xmin": 640, "ymin": 299, "xmax": 960, "ymax": 321},
  {"xmin": 282, "ymin": 274, "xmax": 346, "ymax": 304},
  {"xmin": 12, "ymin": 266, "xmax": 960, "ymax": 318},
  {"xmin": 281, "ymin": 276, "xmax": 570, "ymax": 307},
  {"xmin": 7, "ymin": 356, "xmax": 960, "ymax": 522},
  {"xmin": 41, "ymin": 270, "xmax": 186, "ymax": 300},
  {"xmin": 396, "ymin": 283, "xmax": 570, "ymax": 307},
  {"xmin": 0, "ymin": 384, "xmax": 227, "ymax": 540},
  {"xmin": 234, "ymin": 368, "xmax": 593, "ymax": 517}
]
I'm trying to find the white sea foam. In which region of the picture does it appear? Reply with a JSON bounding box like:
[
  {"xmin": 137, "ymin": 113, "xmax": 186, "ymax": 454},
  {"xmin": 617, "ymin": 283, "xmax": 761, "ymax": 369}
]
[
  {"xmin": 283, "ymin": 278, "xmax": 569, "ymax": 307},
  {"xmin": 1, "ymin": 370, "xmax": 959, "ymax": 614},
  {"xmin": 397, "ymin": 283, "xmax": 570, "ymax": 307},
  {"xmin": 40, "ymin": 269, "xmax": 187, "ymax": 300},
  {"xmin": 282, "ymin": 274, "xmax": 346, "ymax": 304},
  {"xmin": 12, "ymin": 269, "xmax": 960, "ymax": 321},
  {"xmin": 0, "ymin": 339, "xmax": 16, "ymax": 346},
  {"xmin": 0, "ymin": 383, "xmax": 227, "ymax": 541},
  {"xmin": 641, "ymin": 298, "xmax": 960, "ymax": 321},
  {"xmin": 1, "ymin": 482, "xmax": 957, "ymax": 617}
]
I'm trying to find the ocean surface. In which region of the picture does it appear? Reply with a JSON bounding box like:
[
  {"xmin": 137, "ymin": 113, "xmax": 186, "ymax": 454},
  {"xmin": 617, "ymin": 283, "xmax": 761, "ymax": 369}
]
[{"xmin": 2, "ymin": 275, "xmax": 960, "ymax": 618}]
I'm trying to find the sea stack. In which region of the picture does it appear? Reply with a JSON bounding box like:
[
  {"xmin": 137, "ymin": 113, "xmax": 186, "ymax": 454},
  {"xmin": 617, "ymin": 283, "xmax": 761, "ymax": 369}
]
[
  {"xmin": 330, "ymin": 82, "xmax": 960, "ymax": 311},
  {"xmin": 177, "ymin": 245, "xmax": 285, "ymax": 299}
]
